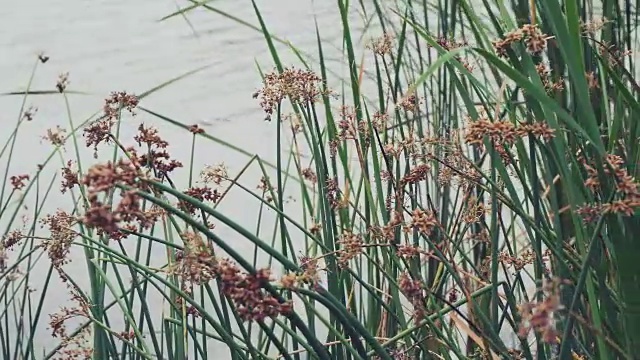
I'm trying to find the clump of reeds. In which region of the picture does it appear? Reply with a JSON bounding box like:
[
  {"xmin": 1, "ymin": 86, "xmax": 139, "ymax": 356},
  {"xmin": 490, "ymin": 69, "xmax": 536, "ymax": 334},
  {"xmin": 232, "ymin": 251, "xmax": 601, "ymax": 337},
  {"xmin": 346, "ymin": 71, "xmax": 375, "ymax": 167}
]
[{"xmin": 0, "ymin": 1, "xmax": 638, "ymax": 360}]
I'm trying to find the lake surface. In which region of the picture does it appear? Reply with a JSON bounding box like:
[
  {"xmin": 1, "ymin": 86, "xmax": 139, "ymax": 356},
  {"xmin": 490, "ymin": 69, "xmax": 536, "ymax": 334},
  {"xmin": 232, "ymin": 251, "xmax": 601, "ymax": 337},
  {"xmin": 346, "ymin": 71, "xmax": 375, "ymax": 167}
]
[{"xmin": 0, "ymin": 0, "xmax": 383, "ymax": 357}]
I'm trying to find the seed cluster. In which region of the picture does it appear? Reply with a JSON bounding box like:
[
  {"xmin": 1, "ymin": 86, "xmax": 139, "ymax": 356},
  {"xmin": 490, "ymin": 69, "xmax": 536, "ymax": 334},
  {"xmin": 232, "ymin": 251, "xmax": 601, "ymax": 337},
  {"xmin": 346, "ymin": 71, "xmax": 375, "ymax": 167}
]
[
  {"xmin": 577, "ymin": 154, "xmax": 640, "ymax": 221},
  {"xmin": 336, "ymin": 231, "xmax": 364, "ymax": 269},
  {"xmin": 398, "ymin": 272, "xmax": 428, "ymax": 322},
  {"xmin": 80, "ymin": 159, "xmax": 157, "ymax": 239},
  {"xmin": 493, "ymin": 24, "xmax": 548, "ymax": 57},
  {"xmin": 43, "ymin": 125, "xmax": 67, "ymax": 147},
  {"xmin": 253, "ymin": 67, "xmax": 326, "ymax": 120},
  {"xmin": 178, "ymin": 186, "xmax": 220, "ymax": 215},
  {"xmin": 464, "ymin": 115, "xmax": 555, "ymax": 164},
  {"xmin": 171, "ymin": 231, "xmax": 217, "ymax": 285},
  {"xmin": 133, "ymin": 124, "xmax": 183, "ymax": 176},
  {"xmin": 216, "ymin": 260, "xmax": 293, "ymax": 322},
  {"xmin": 367, "ymin": 33, "xmax": 394, "ymax": 56},
  {"xmin": 433, "ymin": 37, "xmax": 473, "ymax": 71},
  {"xmin": 83, "ymin": 91, "xmax": 139, "ymax": 156},
  {"xmin": 48, "ymin": 288, "xmax": 93, "ymax": 359},
  {"xmin": 517, "ymin": 278, "xmax": 566, "ymax": 343},
  {"xmin": 60, "ymin": 160, "xmax": 79, "ymax": 194},
  {"xmin": 10, "ymin": 174, "xmax": 29, "ymax": 190},
  {"xmin": 41, "ymin": 210, "xmax": 77, "ymax": 268}
]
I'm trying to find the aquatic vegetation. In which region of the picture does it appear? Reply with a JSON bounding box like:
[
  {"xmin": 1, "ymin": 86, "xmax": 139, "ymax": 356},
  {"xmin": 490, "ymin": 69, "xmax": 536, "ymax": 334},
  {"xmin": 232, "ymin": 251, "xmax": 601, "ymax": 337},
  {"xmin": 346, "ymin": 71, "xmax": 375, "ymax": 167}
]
[{"xmin": 0, "ymin": 1, "xmax": 639, "ymax": 359}]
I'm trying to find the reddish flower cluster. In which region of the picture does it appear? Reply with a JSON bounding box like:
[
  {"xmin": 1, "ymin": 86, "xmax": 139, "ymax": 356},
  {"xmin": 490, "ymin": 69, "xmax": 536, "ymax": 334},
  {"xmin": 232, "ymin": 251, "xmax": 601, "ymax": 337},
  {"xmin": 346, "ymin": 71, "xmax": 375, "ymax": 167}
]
[
  {"xmin": 41, "ymin": 210, "xmax": 77, "ymax": 268},
  {"xmin": 398, "ymin": 272, "xmax": 427, "ymax": 322},
  {"xmin": 60, "ymin": 160, "xmax": 79, "ymax": 193},
  {"xmin": 336, "ymin": 231, "xmax": 364, "ymax": 269},
  {"xmin": 133, "ymin": 124, "xmax": 183, "ymax": 176},
  {"xmin": 367, "ymin": 33, "xmax": 394, "ymax": 56},
  {"xmin": 10, "ymin": 174, "xmax": 29, "ymax": 190},
  {"xmin": 271, "ymin": 256, "xmax": 322, "ymax": 289},
  {"xmin": 216, "ymin": 260, "xmax": 293, "ymax": 322},
  {"xmin": 577, "ymin": 154, "xmax": 640, "ymax": 220},
  {"xmin": 80, "ymin": 159, "xmax": 158, "ymax": 239},
  {"xmin": 178, "ymin": 186, "xmax": 220, "ymax": 215},
  {"xmin": 518, "ymin": 278, "xmax": 565, "ymax": 343},
  {"xmin": 253, "ymin": 67, "xmax": 325, "ymax": 120},
  {"xmin": 410, "ymin": 208, "xmax": 438, "ymax": 236},
  {"xmin": 83, "ymin": 91, "xmax": 138, "ymax": 156},
  {"xmin": 493, "ymin": 24, "xmax": 548, "ymax": 57},
  {"xmin": 464, "ymin": 116, "xmax": 555, "ymax": 164}
]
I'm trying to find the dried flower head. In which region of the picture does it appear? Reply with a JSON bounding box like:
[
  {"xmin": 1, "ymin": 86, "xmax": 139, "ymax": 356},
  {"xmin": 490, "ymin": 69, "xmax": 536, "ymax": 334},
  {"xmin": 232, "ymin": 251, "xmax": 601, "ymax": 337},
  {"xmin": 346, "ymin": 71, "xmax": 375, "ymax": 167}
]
[
  {"xmin": 215, "ymin": 259, "xmax": 293, "ymax": 322},
  {"xmin": 170, "ymin": 231, "xmax": 216, "ymax": 285},
  {"xmin": 398, "ymin": 272, "xmax": 427, "ymax": 322},
  {"xmin": 492, "ymin": 24, "xmax": 549, "ymax": 57},
  {"xmin": 397, "ymin": 93, "xmax": 422, "ymax": 112},
  {"xmin": 38, "ymin": 52, "xmax": 49, "ymax": 63},
  {"xmin": 104, "ymin": 91, "xmax": 138, "ymax": 121},
  {"xmin": 41, "ymin": 210, "xmax": 77, "ymax": 268},
  {"xmin": 200, "ymin": 163, "xmax": 228, "ymax": 186},
  {"xmin": 22, "ymin": 106, "xmax": 37, "ymax": 121},
  {"xmin": 133, "ymin": 124, "xmax": 183, "ymax": 176},
  {"xmin": 188, "ymin": 124, "xmax": 205, "ymax": 134},
  {"xmin": 61, "ymin": 160, "xmax": 79, "ymax": 194},
  {"xmin": 410, "ymin": 208, "xmax": 438, "ymax": 236},
  {"xmin": 336, "ymin": 231, "xmax": 364, "ymax": 268},
  {"xmin": 396, "ymin": 244, "xmax": 424, "ymax": 260},
  {"xmin": 83, "ymin": 118, "xmax": 114, "ymax": 156},
  {"xmin": 254, "ymin": 67, "xmax": 325, "ymax": 120},
  {"xmin": 521, "ymin": 24, "xmax": 548, "ymax": 55},
  {"xmin": 367, "ymin": 33, "xmax": 394, "ymax": 56},
  {"xmin": 43, "ymin": 125, "xmax": 67, "ymax": 147},
  {"xmin": 518, "ymin": 278, "xmax": 565, "ymax": 343},
  {"xmin": 56, "ymin": 72, "xmax": 69, "ymax": 93},
  {"xmin": 2, "ymin": 229, "xmax": 25, "ymax": 251},
  {"xmin": 10, "ymin": 174, "xmax": 29, "ymax": 190},
  {"xmin": 179, "ymin": 186, "xmax": 221, "ymax": 215},
  {"xmin": 80, "ymin": 159, "xmax": 158, "ymax": 238},
  {"xmin": 581, "ymin": 17, "xmax": 610, "ymax": 35},
  {"xmin": 301, "ymin": 167, "xmax": 317, "ymax": 183}
]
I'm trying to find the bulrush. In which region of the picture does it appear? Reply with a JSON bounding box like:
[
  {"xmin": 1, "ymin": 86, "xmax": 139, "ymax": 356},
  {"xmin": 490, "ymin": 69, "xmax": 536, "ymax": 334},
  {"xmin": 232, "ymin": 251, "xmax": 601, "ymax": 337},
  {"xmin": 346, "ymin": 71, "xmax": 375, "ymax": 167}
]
[
  {"xmin": 10, "ymin": 174, "xmax": 29, "ymax": 190},
  {"xmin": 41, "ymin": 210, "xmax": 77, "ymax": 268},
  {"xmin": 398, "ymin": 272, "xmax": 427, "ymax": 322},
  {"xmin": 492, "ymin": 23, "xmax": 549, "ymax": 57},
  {"xmin": 577, "ymin": 153, "xmax": 640, "ymax": 220},
  {"xmin": 84, "ymin": 91, "xmax": 138, "ymax": 156},
  {"xmin": 80, "ymin": 158, "xmax": 159, "ymax": 239},
  {"xmin": 133, "ymin": 124, "xmax": 183, "ymax": 175},
  {"xmin": 253, "ymin": 67, "xmax": 326, "ymax": 120},
  {"xmin": 336, "ymin": 231, "xmax": 364, "ymax": 269},
  {"xmin": 367, "ymin": 33, "xmax": 394, "ymax": 56},
  {"xmin": 215, "ymin": 259, "xmax": 293, "ymax": 322},
  {"xmin": 517, "ymin": 278, "xmax": 566, "ymax": 343}
]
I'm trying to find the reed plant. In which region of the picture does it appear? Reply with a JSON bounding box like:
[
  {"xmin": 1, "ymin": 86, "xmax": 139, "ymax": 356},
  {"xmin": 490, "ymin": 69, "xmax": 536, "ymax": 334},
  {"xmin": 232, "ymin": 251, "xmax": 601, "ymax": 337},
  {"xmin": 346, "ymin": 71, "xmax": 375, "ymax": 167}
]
[{"xmin": 1, "ymin": 0, "xmax": 639, "ymax": 359}]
